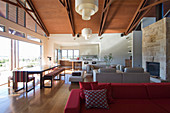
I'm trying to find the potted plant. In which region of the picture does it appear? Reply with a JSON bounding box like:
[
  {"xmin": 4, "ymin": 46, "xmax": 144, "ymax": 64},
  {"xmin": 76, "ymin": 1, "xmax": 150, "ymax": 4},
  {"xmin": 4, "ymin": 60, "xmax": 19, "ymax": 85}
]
[{"xmin": 104, "ymin": 53, "xmax": 113, "ymax": 67}]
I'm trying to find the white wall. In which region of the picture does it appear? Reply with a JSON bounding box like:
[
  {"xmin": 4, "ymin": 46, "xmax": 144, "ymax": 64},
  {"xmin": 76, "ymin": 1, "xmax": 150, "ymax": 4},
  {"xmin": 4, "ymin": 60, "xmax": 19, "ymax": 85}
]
[
  {"xmin": 61, "ymin": 44, "xmax": 99, "ymax": 55},
  {"xmin": 100, "ymin": 34, "xmax": 131, "ymax": 65},
  {"xmin": 49, "ymin": 33, "xmax": 130, "ymax": 65}
]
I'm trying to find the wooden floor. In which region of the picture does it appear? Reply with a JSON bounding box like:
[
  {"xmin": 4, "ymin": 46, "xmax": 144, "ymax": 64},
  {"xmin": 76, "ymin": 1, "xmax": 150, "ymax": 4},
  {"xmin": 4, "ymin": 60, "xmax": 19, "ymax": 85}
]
[{"xmin": 0, "ymin": 72, "xmax": 93, "ymax": 113}]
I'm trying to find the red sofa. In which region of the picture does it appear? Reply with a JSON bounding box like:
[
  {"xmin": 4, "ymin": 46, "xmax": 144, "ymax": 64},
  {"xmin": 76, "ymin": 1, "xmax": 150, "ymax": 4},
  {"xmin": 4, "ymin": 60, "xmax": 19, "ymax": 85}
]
[{"xmin": 64, "ymin": 83, "xmax": 170, "ymax": 113}]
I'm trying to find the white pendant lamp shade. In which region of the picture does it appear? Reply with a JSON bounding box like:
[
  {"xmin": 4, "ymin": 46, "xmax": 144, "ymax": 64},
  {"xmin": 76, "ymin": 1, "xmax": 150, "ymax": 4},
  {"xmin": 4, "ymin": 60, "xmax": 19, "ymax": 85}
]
[
  {"xmin": 82, "ymin": 28, "xmax": 92, "ymax": 40},
  {"xmin": 75, "ymin": 0, "xmax": 98, "ymax": 20}
]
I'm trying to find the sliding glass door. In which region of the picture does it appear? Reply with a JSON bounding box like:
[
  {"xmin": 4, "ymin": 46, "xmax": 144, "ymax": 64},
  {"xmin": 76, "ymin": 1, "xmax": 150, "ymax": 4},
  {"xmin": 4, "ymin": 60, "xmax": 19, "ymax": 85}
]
[
  {"xmin": 0, "ymin": 36, "xmax": 11, "ymax": 85},
  {"xmin": 19, "ymin": 41, "xmax": 41, "ymax": 68},
  {"xmin": 0, "ymin": 36, "xmax": 41, "ymax": 85}
]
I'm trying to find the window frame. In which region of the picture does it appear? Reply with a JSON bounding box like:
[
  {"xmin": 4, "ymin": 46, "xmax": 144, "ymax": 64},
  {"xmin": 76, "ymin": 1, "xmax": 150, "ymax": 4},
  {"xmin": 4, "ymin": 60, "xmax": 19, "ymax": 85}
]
[
  {"xmin": 0, "ymin": 24, "xmax": 5, "ymax": 32},
  {"xmin": 61, "ymin": 49, "xmax": 79, "ymax": 59}
]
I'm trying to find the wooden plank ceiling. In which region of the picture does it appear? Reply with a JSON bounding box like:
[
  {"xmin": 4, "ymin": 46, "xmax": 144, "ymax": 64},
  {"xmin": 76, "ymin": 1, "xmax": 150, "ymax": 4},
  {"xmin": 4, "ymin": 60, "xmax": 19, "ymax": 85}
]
[{"xmin": 31, "ymin": 0, "xmax": 170, "ymax": 35}]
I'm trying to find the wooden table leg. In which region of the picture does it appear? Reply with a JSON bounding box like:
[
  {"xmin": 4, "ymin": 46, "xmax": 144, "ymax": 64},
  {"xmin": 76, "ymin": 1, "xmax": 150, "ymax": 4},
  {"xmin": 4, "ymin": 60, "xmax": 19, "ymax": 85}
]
[
  {"xmin": 40, "ymin": 72, "xmax": 43, "ymax": 89},
  {"xmin": 72, "ymin": 61, "xmax": 74, "ymax": 70}
]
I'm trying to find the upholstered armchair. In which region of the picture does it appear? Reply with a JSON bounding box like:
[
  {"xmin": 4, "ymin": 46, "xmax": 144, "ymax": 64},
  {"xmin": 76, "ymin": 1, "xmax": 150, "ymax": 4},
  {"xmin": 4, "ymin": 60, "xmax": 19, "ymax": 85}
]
[{"xmin": 13, "ymin": 71, "xmax": 35, "ymax": 92}]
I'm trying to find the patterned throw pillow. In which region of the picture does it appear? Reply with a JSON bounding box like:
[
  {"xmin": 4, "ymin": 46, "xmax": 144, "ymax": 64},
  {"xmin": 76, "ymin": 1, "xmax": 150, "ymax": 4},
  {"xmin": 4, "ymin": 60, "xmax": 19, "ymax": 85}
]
[
  {"xmin": 84, "ymin": 89, "xmax": 109, "ymax": 109},
  {"xmin": 91, "ymin": 83, "xmax": 114, "ymax": 104}
]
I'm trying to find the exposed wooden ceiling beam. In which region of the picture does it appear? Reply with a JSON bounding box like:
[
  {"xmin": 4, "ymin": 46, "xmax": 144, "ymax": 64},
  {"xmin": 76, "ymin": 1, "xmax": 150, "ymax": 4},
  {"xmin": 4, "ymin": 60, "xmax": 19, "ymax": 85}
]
[
  {"xmin": 99, "ymin": 0, "xmax": 111, "ymax": 36},
  {"xmin": 26, "ymin": 0, "xmax": 49, "ymax": 36},
  {"xmin": 130, "ymin": 0, "xmax": 148, "ymax": 28},
  {"xmin": 124, "ymin": 0, "xmax": 170, "ymax": 35},
  {"xmin": 2, "ymin": 0, "xmax": 49, "ymax": 36},
  {"xmin": 16, "ymin": 0, "xmax": 48, "ymax": 36},
  {"xmin": 139, "ymin": 0, "xmax": 169, "ymax": 12},
  {"xmin": 59, "ymin": 0, "xmax": 65, "ymax": 7},
  {"xmin": 124, "ymin": 0, "xmax": 146, "ymax": 35},
  {"xmin": 0, "ymin": 0, "xmax": 33, "ymax": 12},
  {"xmin": 127, "ymin": 7, "xmax": 152, "ymax": 34},
  {"xmin": 64, "ymin": 0, "xmax": 75, "ymax": 36},
  {"xmin": 102, "ymin": 0, "xmax": 114, "ymax": 13}
]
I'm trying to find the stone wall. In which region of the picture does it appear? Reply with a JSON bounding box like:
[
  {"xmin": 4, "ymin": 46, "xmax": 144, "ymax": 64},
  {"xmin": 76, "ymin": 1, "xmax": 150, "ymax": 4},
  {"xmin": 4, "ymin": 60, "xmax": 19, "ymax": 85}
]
[
  {"xmin": 166, "ymin": 18, "xmax": 170, "ymax": 81},
  {"xmin": 142, "ymin": 18, "xmax": 170, "ymax": 81}
]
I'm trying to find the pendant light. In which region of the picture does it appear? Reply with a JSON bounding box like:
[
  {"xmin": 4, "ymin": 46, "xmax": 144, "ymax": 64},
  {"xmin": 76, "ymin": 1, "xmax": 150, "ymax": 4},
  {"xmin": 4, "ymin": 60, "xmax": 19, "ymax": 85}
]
[{"xmin": 75, "ymin": 0, "xmax": 98, "ymax": 20}]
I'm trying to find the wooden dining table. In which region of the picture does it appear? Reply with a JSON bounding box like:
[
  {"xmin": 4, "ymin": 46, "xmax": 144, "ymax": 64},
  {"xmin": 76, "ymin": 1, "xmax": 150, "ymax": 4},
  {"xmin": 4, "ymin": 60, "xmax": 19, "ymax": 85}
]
[{"xmin": 15, "ymin": 65, "xmax": 59, "ymax": 89}]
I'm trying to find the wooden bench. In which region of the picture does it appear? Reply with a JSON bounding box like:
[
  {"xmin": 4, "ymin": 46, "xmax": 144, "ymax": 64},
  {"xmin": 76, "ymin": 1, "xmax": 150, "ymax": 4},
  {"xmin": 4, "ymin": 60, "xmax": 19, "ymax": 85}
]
[{"xmin": 43, "ymin": 67, "xmax": 65, "ymax": 88}]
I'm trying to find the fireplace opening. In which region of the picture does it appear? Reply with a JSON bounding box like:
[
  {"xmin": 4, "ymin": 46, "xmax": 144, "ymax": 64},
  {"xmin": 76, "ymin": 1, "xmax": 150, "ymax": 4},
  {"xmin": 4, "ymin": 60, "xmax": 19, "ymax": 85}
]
[{"xmin": 146, "ymin": 62, "xmax": 160, "ymax": 78}]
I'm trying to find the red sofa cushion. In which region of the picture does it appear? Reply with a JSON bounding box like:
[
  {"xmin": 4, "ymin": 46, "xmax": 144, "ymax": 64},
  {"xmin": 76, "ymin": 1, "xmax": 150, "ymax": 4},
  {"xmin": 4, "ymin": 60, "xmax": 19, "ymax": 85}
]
[
  {"xmin": 151, "ymin": 99, "xmax": 170, "ymax": 112},
  {"xmin": 79, "ymin": 82, "xmax": 98, "ymax": 89},
  {"xmin": 84, "ymin": 89, "xmax": 109, "ymax": 109},
  {"xmin": 80, "ymin": 99, "xmax": 168, "ymax": 113},
  {"xmin": 111, "ymin": 83, "xmax": 149, "ymax": 99},
  {"xmin": 91, "ymin": 83, "xmax": 114, "ymax": 104},
  {"xmin": 145, "ymin": 83, "xmax": 170, "ymax": 99},
  {"xmin": 64, "ymin": 89, "xmax": 80, "ymax": 113},
  {"xmin": 79, "ymin": 82, "xmax": 98, "ymax": 99}
]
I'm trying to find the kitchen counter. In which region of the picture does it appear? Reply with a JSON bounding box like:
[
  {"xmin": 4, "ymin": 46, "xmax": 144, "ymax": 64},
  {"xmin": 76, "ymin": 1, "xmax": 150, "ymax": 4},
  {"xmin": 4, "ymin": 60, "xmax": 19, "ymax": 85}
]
[
  {"xmin": 59, "ymin": 59, "xmax": 106, "ymax": 70},
  {"xmin": 82, "ymin": 60, "xmax": 106, "ymax": 70},
  {"xmin": 59, "ymin": 59, "xmax": 82, "ymax": 70},
  {"xmin": 69, "ymin": 60, "xmax": 82, "ymax": 62}
]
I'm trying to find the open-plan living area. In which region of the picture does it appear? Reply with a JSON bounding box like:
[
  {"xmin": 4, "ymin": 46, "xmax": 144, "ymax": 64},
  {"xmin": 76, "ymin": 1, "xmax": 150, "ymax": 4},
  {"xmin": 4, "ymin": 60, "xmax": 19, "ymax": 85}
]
[{"xmin": 0, "ymin": 0, "xmax": 170, "ymax": 113}]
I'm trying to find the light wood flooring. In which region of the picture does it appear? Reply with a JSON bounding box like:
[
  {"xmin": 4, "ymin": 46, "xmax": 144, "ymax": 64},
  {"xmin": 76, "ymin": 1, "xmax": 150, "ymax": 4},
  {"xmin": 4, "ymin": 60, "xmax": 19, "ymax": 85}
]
[{"xmin": 0, "ymin": 72, "xmax": 93, "ymax": 113}]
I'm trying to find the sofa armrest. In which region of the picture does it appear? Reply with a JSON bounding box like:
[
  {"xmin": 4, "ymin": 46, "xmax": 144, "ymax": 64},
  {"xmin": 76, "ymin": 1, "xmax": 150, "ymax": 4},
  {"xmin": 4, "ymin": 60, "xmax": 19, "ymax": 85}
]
[{"xmin": 64, "ymin": 89, "xmax": 81, "ymax": 113}]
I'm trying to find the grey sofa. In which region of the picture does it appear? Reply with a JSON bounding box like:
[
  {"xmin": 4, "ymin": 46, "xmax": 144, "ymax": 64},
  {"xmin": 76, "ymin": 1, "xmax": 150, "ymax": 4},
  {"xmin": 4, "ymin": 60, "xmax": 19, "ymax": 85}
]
[
  {"xmin": 93, "ymin": 68, "xmax": 122, "ymax": 83},
  {"xmin": 93, "ymin": 67, "xmax": 150, "ymax": 83},
  {"xmin": 86, "ymin": 64, "xmax": 118, "ymax": 73},
  {"xmin": 123, "ymin": 67, "xmax": 150, "ymax": 83},
  {"xmin": 86, "ymin": 64, "xmax": 106, "ymax": 73}
]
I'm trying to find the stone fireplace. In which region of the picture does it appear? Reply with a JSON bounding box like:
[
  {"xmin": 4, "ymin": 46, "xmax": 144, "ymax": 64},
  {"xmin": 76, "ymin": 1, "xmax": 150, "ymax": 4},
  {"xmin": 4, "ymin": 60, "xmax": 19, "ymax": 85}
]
[
  {"xmin": 146, "ymin": 62, "xmax": 160, "ymax": 78},
  {"xmin": 142, "ymin": 18, "xmax": 170, "ymax": 81}
]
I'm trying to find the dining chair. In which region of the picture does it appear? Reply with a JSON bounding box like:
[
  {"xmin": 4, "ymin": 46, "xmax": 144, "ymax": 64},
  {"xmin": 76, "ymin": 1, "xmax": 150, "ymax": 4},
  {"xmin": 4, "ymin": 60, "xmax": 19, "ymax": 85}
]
[{"xmin": 13, "ymin": 71, "xmax": 35, "ymax": 92}]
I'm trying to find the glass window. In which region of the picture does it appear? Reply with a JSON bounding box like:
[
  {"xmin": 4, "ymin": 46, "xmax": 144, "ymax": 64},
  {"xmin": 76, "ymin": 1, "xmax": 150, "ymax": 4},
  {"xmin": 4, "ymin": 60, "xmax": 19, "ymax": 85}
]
[
  {"xmin": 0, "ymin": 25, "xmax": 5, "ymax": 32},
  {"xmin": 9, "ymin": 28, "xmax": 25, "ymax": 38},
  {"xmin": 74, "ymin": 50, "xmax": 79, "ymax": 58},
  {"xmin": 8, "ymin": 3, "xmax": 17, "ymax": 23},
  {"xmin": 27, "ymin": 35, "xmax": 41, "ymax": 43},
  {"xmin": 26, "ymin": 12, "xmax": 36, "ymax": 32},
  {"xmin": 61, "ymin": 49, "xmax": 79, "ymax": 59},
  {"xmin": 58, "ymin": 49, "xmax": 62, "ymax": 60},
  {"xmin": 18, "ymin": 8, "xmax": 25, "ymax": 26},
  {"xmin": 62, "ymin": 50, "xmax": 67, "ymax": 59},
  {"xmin": 0, "ymin": 36, "xmax": 11, "ymax": 85},
  {"xmin": 19, "ymin": 41, "xmax": 41, "ymax": 68},
  {"xmin": 55, "ymin": 49, "xmax": 58, "ymax": 63},
  {"xmin": 0, "ymin": 1, "xmax": 6, "ymax": 18},
  {"xmin": 68, "ymin": 50, "xmax": 73, "ymax": 59}
]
